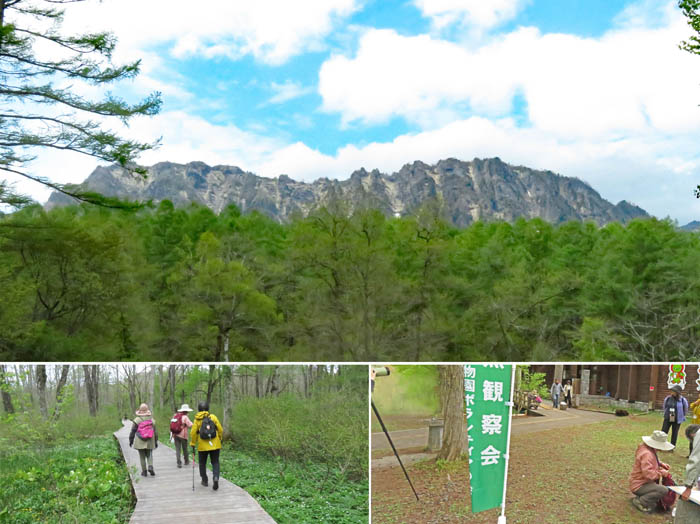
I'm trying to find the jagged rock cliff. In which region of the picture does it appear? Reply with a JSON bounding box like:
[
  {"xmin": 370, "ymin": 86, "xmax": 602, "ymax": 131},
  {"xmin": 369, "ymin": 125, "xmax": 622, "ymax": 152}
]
[{"xmin": 46, "ymin": 157, "xmax": 648, "ymax": 226}]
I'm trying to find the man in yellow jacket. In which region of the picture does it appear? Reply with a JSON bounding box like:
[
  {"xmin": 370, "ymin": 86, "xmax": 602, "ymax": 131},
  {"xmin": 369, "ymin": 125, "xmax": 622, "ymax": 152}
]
[{"xmin": 190, "ymin": 401, "xmax": 224, "ymax": 490}]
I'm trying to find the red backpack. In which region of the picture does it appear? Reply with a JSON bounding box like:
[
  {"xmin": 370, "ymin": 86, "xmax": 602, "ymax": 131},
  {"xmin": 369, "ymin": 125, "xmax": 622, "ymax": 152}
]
[
  {"xmin": 658, "ymin": 474, "xmax": 677, "ymax": 512},
  {"xmin": 170, "ymin": 412, "xmax": 184, "ymax": 434},
  {"xmin": 136, "ymin": 419, "xmax": 154, "ymax": 440}
]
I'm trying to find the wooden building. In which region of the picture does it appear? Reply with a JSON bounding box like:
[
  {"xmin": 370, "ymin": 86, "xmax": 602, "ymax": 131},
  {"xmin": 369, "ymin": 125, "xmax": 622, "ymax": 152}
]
[{"xmin": 531, "ymin": 364, "xmax": 700, "ymax": 409}]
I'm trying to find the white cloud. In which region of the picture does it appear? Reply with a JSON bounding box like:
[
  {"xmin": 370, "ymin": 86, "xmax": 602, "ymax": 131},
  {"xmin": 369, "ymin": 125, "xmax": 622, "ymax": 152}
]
[
  {"xmin": 319, "ymin": 5, "xmax": 700, "ymax": 141},
  {"xmin": 267, "ymin": 81, "xmax": 315, "ymax": 104},
  {"xmin": 59, "ymin": 0, "xmax": 360, "ymax": 66},
  {"xmin": 414, "ymin": 0, "xmax": 528, "ymax": 30}
]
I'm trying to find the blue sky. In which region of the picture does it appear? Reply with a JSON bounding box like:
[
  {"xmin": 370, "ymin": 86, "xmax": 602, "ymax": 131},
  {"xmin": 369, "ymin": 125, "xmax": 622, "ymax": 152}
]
[{"xmin": 9, "ymin": 0, "xmax": 700, "ymax": 223}]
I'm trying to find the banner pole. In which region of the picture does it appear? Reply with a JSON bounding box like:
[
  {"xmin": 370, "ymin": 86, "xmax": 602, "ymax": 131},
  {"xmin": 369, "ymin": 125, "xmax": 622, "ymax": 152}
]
[{"xmin": 498, "ymin": 364, "xmax": 516, "ymax": 524}]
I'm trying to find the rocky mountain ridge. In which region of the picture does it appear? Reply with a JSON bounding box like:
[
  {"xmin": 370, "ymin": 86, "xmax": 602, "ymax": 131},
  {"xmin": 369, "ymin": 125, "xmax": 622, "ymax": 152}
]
[{"xmin": 46, "ymin": 157, "xmax": 649, "ymax": 226}]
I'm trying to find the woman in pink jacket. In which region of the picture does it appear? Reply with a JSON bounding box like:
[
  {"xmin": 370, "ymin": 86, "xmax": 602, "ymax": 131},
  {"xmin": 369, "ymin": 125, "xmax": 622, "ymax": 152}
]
[
  {"xmin": 170, "ymin": 403, "xmax": 194, "ymax": 468},
  {"xmin": 629, "ymin": 430, "xmax": 674, "ymax": 513}
]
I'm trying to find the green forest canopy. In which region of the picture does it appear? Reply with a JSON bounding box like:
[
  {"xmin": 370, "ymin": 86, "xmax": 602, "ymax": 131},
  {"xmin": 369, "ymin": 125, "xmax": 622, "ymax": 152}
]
[{"xmin": 1, "ymin": 201, "xmax": 699, "ymax": 362}]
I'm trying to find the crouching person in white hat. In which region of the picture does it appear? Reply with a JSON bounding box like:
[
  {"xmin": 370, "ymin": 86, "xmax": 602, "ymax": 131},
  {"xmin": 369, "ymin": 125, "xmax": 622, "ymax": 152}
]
[
  {"xmin": 629, "ymin": 430, "xmax": 674, "ymax": 514},
  {"xmin": 170, "ymin": 404, "xmax": 194, "ymax": 468}
]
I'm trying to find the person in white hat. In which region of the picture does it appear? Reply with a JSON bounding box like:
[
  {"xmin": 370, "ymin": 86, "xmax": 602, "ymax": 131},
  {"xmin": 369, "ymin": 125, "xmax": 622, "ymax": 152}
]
[
  {"xmin": 170, "ymin": 403, "xmax": 194, "ymax": 468},
  {"xmin": 629, "ymin": 430, "xmax": 674, "ymax": 513}
]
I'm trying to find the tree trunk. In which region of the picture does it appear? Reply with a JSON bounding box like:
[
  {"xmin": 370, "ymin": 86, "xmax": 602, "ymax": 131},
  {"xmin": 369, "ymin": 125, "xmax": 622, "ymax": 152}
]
[
  {"xmin": 437, "ymin": 365, "xmax": 467, "ymax": 461},
  {"xmin": 84, "ymin": 365, "xmax": 99, "ymax": 417},
  {"xmin": 158, "ymin": 365, "xmax": 165, "ymax": 410},
  {"xmin": 114, "ymin": 365, "xmax": 123, "ymax": 418},
  {"xmin": 0, "ymin": 365, "xmax": 15, "ymax": 414},
  {"xmin": 206, "ymin": 365, "xmax": 217, "ymax": 406},
  {"xmin": 168, "ymin": 365, "xmax": 177, "ymax": 411},
  {"xmin": 126, "ymin": 365, "xmax": 137, "ymax": 414},
  {"xmin": 255, "ymin": 366, "xmax": 262, "ymax": 398},
  {"xmin": 223, "ymin": 366, "xmax": 233, "ymax": 440},
  {"xmin": 148, "ymin": 366, "xmax": 155, "ymax": 412},
  {"xmin": 37, "ymin": 365, "xmax": 48, "ymax": 420},
  {"xmin": 52, "ymin": 365, "xmax": 70, "ymax": 420}
]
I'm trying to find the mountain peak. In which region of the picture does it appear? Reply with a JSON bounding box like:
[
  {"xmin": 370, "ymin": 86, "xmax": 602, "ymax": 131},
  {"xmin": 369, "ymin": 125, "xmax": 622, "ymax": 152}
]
[{"xmin": 46, "ymin": 157, "xmax": 649, "ymax": 226}]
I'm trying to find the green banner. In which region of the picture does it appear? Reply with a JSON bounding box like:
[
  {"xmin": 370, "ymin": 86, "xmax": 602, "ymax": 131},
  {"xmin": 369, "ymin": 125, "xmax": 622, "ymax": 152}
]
[{"xmin": 466, "ymin": 364, "xmax": 514, "ymax": 514}]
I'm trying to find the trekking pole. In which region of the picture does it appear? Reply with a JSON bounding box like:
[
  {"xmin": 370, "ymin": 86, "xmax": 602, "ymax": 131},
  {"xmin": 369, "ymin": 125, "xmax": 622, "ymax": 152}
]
[
  {"xmin": 192, "ymin": 447, "xmax": 195, "ymax": 491},
  {"xmin": 371, "ymin": 400, "xmax": 419, "ymax": 501}
]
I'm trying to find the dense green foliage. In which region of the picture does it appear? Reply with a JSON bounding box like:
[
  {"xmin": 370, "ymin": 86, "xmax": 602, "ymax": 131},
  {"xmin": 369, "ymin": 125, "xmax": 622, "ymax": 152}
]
[
  {"xmin": 219, "ymin": 446, "xmax": 368, "ymax": 524},
  {"xmin": 2, "ymin": 202, "xmax": 699, "ymax": 361},
  {"xmin": 0, "ymin": 435, "xmax": 133, "ymax": 523}
]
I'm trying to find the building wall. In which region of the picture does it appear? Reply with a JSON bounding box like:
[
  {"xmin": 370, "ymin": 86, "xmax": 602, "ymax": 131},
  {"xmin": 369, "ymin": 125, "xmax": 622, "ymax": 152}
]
[{"xmin": 652, "ymin": 365, "xmax": 700, "ymax": 410}]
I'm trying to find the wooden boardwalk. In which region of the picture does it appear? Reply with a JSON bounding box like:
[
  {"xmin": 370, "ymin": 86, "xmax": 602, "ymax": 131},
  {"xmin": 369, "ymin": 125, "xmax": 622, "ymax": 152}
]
[{"xmin": 114, "ymin": 421, "xmax": 276, "ymax": 523}]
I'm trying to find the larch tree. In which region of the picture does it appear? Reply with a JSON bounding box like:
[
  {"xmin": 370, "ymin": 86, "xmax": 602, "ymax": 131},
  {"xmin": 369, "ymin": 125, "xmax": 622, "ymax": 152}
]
[{"xmin": 0, "ymin": 0, "xmax": 161, "ymax": 208}]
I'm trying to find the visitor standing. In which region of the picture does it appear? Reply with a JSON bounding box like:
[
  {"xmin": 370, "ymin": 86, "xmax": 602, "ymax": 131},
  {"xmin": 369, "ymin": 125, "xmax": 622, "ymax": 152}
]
[
  {"xmin": 662, "ymin": 385, "xmax": 689, "ymax": 448},
  {"xmin": 550, "ymin": 379, "xmax": 563, "ymax": 409}
]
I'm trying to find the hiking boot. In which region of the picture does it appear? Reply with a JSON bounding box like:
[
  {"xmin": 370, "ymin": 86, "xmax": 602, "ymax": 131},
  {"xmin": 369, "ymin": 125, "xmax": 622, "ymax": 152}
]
[
  {"xmin": 184, "ymin": 461, "xmax": 189, "ymax": 466},
  {"xmin": 632, "ymin": 497, "xmax": 652, "ymax": 514},
  {"xmin": 213, "ymin": 478, "xmax": 219, "ymax": 491},
  {"xmin": 177, "ymin": 463, "xmax": 182, "ymax": 469},
  {"xmin": 148, "ymin": 466, "xmax": 155, "ymax": 476},
  {"xmin": 201, "ymin": 477, "xmax": 208, "ymax": 487},
  {"xmin": 141, "ymin": 470, "xmax": 148, "ymax": 477}
]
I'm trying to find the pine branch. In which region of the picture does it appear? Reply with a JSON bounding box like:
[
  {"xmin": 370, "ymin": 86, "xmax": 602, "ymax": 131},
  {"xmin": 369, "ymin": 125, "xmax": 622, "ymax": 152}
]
[{"xmin": 0, "ymin": 165, "xmax": 149, "ymax": 210}]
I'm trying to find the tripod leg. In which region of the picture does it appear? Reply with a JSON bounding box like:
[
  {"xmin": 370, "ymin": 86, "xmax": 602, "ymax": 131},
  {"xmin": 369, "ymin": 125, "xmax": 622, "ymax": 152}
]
[{"xmin": 372, "ymin": 401, "xmax": 420, "ymax": 501}]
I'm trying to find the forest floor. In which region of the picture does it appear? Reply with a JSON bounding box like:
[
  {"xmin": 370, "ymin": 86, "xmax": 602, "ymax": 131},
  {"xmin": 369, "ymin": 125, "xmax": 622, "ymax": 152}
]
[
  {"xmin": 161, "ymin": 440, "xmax": 369, "ymax": 523},
  {"xmin": 0, "ymin": 434, "xmax": 133, "ymax": 524},
  {"xmin": 372, "ymin": 412, "xmax": 690, "ymax": 523}
]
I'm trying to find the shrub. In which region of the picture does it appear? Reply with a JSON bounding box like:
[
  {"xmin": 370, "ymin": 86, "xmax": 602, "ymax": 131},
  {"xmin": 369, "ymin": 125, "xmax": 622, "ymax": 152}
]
[{"xmin": 230, "ymin": 392, "xmax": 368, "ymax": 480}]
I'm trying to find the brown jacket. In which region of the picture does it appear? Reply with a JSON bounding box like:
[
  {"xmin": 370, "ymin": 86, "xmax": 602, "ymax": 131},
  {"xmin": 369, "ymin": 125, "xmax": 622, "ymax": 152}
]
[{"xmin": 629, "ymin": 443, "xmax": 668, "ymax": 493}]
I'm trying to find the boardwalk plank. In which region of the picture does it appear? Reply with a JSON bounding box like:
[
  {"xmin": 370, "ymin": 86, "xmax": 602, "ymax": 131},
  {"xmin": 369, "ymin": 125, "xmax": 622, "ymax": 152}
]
[{"xmin": 114, "ymin": 421, "xmax": 276, "ymax": 524}]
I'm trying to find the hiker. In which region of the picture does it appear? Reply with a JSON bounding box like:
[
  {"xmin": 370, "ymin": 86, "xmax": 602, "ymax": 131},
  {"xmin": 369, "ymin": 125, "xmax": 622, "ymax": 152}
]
[
  {"xmin": 629, "ymin": 430, "xmax": 674, "ymax": 514},
  {"xmin": 170, "ymin": 403, "xmax": 194, "ymax": 468},
  {"xmin": 550, "ymin": 379, "xmax": 563, "ymax": 408},
  {"xmin": 129, "ymin": 403, "xmax": 158, "ymax": 477},
  {"xmin": 676, "ymin": 424, "xmax": 700, "ymax": 523},
  {"xmin": 563, "ymin": 379, "xmax": 573, "ymax": 408},
  {"xmin": 662, "ymin": 385, "xmax": 689, "ymax": 448},
  {"xmin": 190, "ymin": 401, "xmax": 223, "ymax": 491}
]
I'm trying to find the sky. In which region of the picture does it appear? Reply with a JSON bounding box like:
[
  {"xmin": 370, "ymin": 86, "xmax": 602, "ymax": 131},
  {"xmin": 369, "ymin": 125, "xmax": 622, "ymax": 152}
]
[{"xmin": 6, "ymin": 0, "xmax": 700, "ymax": 223}]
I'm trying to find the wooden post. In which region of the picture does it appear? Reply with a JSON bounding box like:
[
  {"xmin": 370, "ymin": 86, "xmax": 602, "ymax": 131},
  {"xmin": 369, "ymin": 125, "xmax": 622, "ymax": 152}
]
[
  {"xmin": 649, "ymin": 365, "xmax": 660, "ymax": 409},
  {"xmin": 627, "ymin": 366, "xmax": 638, "ymax": 402}
]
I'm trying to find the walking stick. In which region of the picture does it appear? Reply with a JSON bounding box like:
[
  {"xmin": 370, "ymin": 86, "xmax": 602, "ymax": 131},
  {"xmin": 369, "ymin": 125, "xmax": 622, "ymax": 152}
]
[
  {"xmin": 371, "ymin": 400, "xmax": 420, "ymax": 501},
  {"xmin": 192, "ymin": 447, "xmax": 195, "ymax": 492}
]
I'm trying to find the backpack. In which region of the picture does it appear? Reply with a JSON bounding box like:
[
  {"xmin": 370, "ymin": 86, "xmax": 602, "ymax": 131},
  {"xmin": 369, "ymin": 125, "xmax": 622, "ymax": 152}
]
[
  {"xmin": 658, "ymin": 474, "xmax": 677, "ymax": 512},
  {"xmin": 199, "ymin": 415, "xmax": 217, "ymax": 440},
  {"xmin": 136, "ymin": 419, "xmax": 154, "ymax": 440},
  {"xmin": 170, "ymin": 412, "xmax": 184, "ymax": 434}
]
